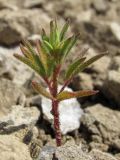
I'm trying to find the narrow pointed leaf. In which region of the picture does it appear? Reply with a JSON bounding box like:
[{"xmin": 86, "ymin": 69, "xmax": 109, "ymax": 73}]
[
  {"xmin": 57, "ymin": 90, "xmax": 99, "ymax": 101},
  {"xmin": 36, "ymin": 40, "xmax": 48, "ymax": 71},
  {"xmin": 22, "ymin": 40, "xmax": 36, "ymax": 57},
  {"xmin": 32, "ymin": 81, "xmax": 53, "ymax": 99},
  {"xmin": 60, "ymin": 19, "xmax": 70, "ymax": 41},
  {"xmin": 79, "ymin": 53, "xmax": 106, "ymax": 73},
  {"xmin": 14, "ymin": 54, "xmax": 46, "ymax": 77},
  {"xmin": 60, "ymin": 34, "xmax": 79, "ymax": 62},
  {"xmin": 20, "ymin": 44, "xmax": 33, "ymax": 60},
  {"xmin": 41, "ymin": 41, "xmax": 51, "ymax": 56},
  {"xmin": 72, "ymin": 53, "xmax": 107, "ymax": 78},
  {"xmin": 41, "ymin": 28, "xmax": 49, "ymax": 41},
  {"xmin": 43, "ymin": 40, "xmax": 53, "ymax": 51},
  {"xmin": 22, "ymin": 40, "xmax": 48, "ymax": 76},
  {"xmin": 33, "ymin": 54, "xmax": 46, "ymax": 75},
  {"xmin": 50, "ymin": 20, "xmax": 56, "ymax": 46},
  {"xmin": 65, "ymin": 57, "xmax": 86, "ymax": 80},
  {"xmin": 47, "ymin": 58, "xmax": 55, "ymax": 77}
]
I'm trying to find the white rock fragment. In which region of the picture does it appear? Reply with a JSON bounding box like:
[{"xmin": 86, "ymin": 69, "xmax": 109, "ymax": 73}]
[{"xmin": 41, "ymin": 86, "xmax": 83, "ymax": 134}]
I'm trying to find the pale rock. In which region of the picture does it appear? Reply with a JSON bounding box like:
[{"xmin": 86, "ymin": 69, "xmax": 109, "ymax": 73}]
[
  {"xmin": 0, "ymin": 105, "xmax": 40, "ymax": 134},
  {"xmin": 76, "ymin": 10, "xmax": 93, "ymax": 23},
  {"xmin": 0, "ymin": 134, "xmax": 32, "ymax": 160},
  {"xmin": 0, "ymin": 9, "xmax": 50, "ymax": 45},
  {"xmin": 0, "ymin": 46, "xmax": 35, "ymax": 86},
  {"xmin": 90, "ymin": 149, "xmax": 117, "ymax": 160},
  {"xmin": 110, "ymin": 22, "xmax": 120, "ymax": 41},
  {"xmin": 115, "ymin": 153, "xmax": 120, "ymax": 160},
  {"xmin": 89, "ymin": 142, "xmax": 109, "ymax": 152},
  {"xmin": 81, "ymin": 104, "xmax": 120, "ymax": 151},
  {"xmin": 41, "ymin": 86, "xmax": 83, "ymax": 134},
  {"xmin": 0, "ymin": 78, "xmax": 25, "ymax": 117},
  {"xmin": 92, "ymin": 0, "xmax": 109, "ymax": 14},
  {"xmin": 0, "ymin": 0, "xmax": 19, "ymax": 10}
]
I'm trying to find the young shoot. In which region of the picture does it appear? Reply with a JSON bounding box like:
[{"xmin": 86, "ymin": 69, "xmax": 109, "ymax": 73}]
[{"xmin": 14, "ymin": 20, "xmax": 106, "ymax": 147}]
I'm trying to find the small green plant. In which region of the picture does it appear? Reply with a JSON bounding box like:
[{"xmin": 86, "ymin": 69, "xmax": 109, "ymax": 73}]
[{"xmin": 14, "ymin": 20, "xmax": 105, "ymax": 147}]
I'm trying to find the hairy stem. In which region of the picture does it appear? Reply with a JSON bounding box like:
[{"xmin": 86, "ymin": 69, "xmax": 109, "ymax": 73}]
[
  {"xmin": 52, "ymin": 99, "xmax": 61, "ymax": 146},
  {"xmin": 51, "ymin": 65, "xmax": 62, "ymax": 147}
]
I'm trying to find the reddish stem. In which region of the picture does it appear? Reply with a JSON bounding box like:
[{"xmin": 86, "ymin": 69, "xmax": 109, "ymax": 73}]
[
  {"xmin": 50, "ymin": 65, "xmax": 62, "ymax": 147},
  {"xmin": 52, "ymin": 99, "xmax": 61, "ymax": 146},
  {"xmin": 59, "ymin": 77, "xmax": 72, "ymax": 94}
]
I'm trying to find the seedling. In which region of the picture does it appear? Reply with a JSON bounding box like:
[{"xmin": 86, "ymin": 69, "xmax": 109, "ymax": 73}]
[{"xmin": 14, "ymin": 20, "xmax": 106, "ymax": 147}]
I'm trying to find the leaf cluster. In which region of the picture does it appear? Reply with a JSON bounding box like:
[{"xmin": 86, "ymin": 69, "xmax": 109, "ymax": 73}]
[{"xmin": 14, "ymin": 20, "xmax": 106, "ymax": 101}]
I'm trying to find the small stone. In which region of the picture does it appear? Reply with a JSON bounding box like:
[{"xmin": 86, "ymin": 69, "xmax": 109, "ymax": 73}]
[
  {"xmin": 89, "ymin": 142, "xmax": 109, "ymax": 152},
  {"xmin": 39, "ymin": 145, "xmax": 56, "ymax": 160},
  {"xmin": 110, "ymin": 22, "xmax": 120, "ymax": 42},
  {"xmin": 0, "ymin": 105, "xmax": 40, "ymax": 134},
  {"xmin": 92, "ymin": 0, "xmax": 109, "ymax": 14}
]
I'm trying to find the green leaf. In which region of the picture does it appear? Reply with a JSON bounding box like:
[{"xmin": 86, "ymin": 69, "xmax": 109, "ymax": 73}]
[
  {"xmin": 57, "ymin": 90, "xmax": 99, "ymax": 101},
  {"xmin": 74, "ymin": 53, "xmax": 106, "ymax": 75},
  {"xmin": 41, "ymin": 41, "xmax": 51, "ymax": 56},
  {"xmin": 60, "ymin": 34, "xmax": 79, "ymax": 62},
  {"xmin": 43, "ymin": 40, "xmax": 53, "ymax": 51},
  {"xmin": 50, "ymin": 20, "xmax": 56, "ymax": 46},
  {"xmin": 22, "ymin": 40, "xmax": 47, "ymax": 76},
  {"xmin": 32, "ymin": 81, "xmax": 53, "ymax": 99},
  {"xmin": 33, "ymin": 54, "xmax": 46, "ymax": 75},
  {"xmin": 65, "ymin": 57, "xmax": 86, "ymax": 80},
  {"xmin": 47, "ymin": 58, "xmax": 55, "ymax": 77},
  {"xmin": 60, "ymin": 19, "xmax": 70, "ymax": 41},
  {"xmin": 14, "ymin": 54, "xmax": 46, "ymax": 77},
  {"xmin": 36, "ymin": 40, "xmax": 48, "ymax": 71}
]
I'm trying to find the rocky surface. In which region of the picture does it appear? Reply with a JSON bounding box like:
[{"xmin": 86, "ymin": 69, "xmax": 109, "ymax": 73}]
[
  {"xmin": 103, "ymin": 70, "xmax": 120, "ymax": 105},
  {"xmin": 0, "ymin": 9, "xmax": 50, "ymax": 45},
  {"xmin": 0, "ymin": 105, "xmax": 40, "ymax": 134},
  {"xmin": 0, "ymin": 0, "xmax": 120, "ymax": 159},
  {"xmin": 0, "ymin": 134, "xmax": 32, "ymax": 160},
  {"xmin": 81, "ymin": 104, "xmax": 120, "ymax": 153},
  {"xmin": 0, "ymin": 78, "xmax": 25, "ymax": 116},
  {"xmin": 39, "ymin": 141, "xmax": 117, "ymax": 160}
]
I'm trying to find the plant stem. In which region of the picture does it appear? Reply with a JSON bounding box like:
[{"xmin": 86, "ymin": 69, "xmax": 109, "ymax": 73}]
[
  {"xmin": 52, "ymin": 99, "xmax": 61, "ymax": 146},
  {"xmin": 51, "ymin": 65, "xmax": 62, "ymax": 147}
]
